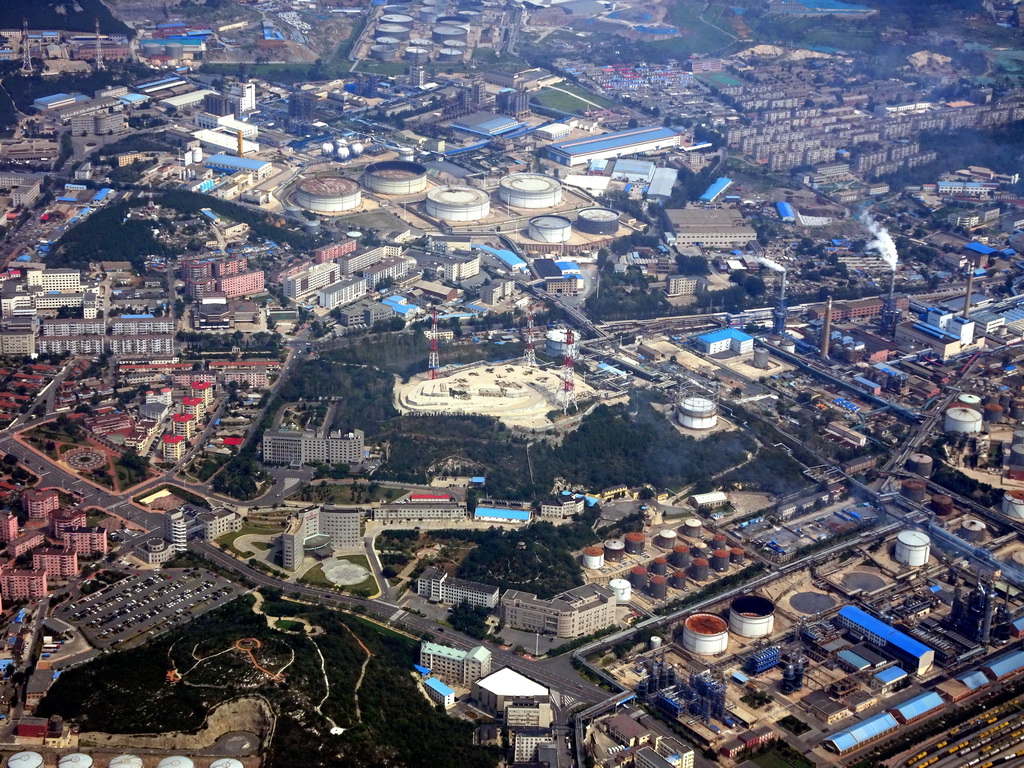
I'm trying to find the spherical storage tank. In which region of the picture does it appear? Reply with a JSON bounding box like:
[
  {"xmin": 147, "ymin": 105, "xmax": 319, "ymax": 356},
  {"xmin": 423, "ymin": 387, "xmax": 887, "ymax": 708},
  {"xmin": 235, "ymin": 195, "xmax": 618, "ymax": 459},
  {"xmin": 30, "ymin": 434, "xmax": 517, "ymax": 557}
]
[
  {"xmin": 10, "ymin": 754, "xmax": 44, "ymax": 768},
  {"xmin": 499, "ymin": 173, "xmax": 563, "ymax": 208},
  {"xmin": 575, "ymin": 207, "xmax": 620, "ymax": 235},
  {"xmin": 603, "ymin": 538, "xmax": 625, "ymax": 561},
  {"xmin": 945, "ymin": 407, "xmax": 983, "ymax": 434},
  {"xmin": 1003, "ymin": 491, "xmax": 1024, "ymax": 519},
  {"xmin": 528, "ymin": 215, "xmax": 572, "ymax": 243},
  {"xmin": 362, "ymin": 160, "xmax": 428, "ymax": 195},
  {"xmin": 729, "ymin": 595, "xmax": 775, "ymax": 638},
  {"xmin": 294, "ymin": 177, "xmax": 362, "ymax": 215},
  {"xmin": 609, "ymin": 577, "xmax": 631, "ymax": 602},
  {"xmin": 425, "ymin": 185, "xmax": 490, "ymax": 222},
  {"xmin": 677, "ymin": 396, "xmax": 718, "ymax": 430},
  {"xmin": 894, "ymin": 530, "xmax": 930, "ymax": 566},
  {"xmin": 681, "ymin": 613, "xmax": 729, "ymax": 655},
  {"xmin": 109, "ymin": 756, "xmax": 143, "ymax": 768},
  {"xmin": 582, "ymin": 546, "xmax": 604, "ymax": 569},
  {"xmin": 60, "ymin": 755, "xmax": 94, "ymax": 768}
]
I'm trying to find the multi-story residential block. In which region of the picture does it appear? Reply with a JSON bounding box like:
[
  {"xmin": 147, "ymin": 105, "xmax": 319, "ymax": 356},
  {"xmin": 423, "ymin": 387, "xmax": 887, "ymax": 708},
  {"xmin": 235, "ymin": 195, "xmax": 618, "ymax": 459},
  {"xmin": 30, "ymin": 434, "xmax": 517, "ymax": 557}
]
[
  {"xmin": 191, "ymin": 381, "xmax": 215, "ymax": 407},
  {"xmin": 25, "ymin": 268, "xmax": 82, "ymax": 292},
  {"xmin": 162, "ymin": 434, "xmax": 187, "ymax": 462},
  {"xmin": 500, "ymin": 584, "xmax": 617, "ymax": 639},
  {"xmin": 172, "ymin": 413, "xmax": 196, "ymax": 439},
  {"xmin": 40, "ymin": 319, "xmax": 105, "ymax": 336},
  {"xmin": 6, "ymin": 532, "xmax": 44, "ymax": 559},
  {"xmin": 0, "ymin": 512, "xmax": 18, "ymax": 543},
  {"xmin": 32, "ymin": 548, "xmax": 78, "ymax": 578},
  {"xmin": 538, "ymin": 495, "xmax": 585, "ymax": 521},
  {"xmin": 108, "ymin": 335, "xmax": 175, "ymax": 356},
  {"xmin": 61, "ymin": 526, "xmax": 108, "ymax": 556},
  {"xmin": 337, "ymin": 245, "xmax": 401, "ymax": 275},
  {"xmin": 261, "ymin": 428, "xmax": 364, "ymax": 465},
  {"xmin": 0, "ymin": 568, "xmax": 47, "ymax": 600},
  {"xmin": 317, "ymin": 276, "xmax": 367, "ymax": 309},
  {"xmin": 420, "ymin": 641, "xmax": 492, "ymax": 686},
  {"xmin": 212, "ymin": 255, "xmax": 249, "ymax": 277},
  {"xmin": 180, "ymin": 396, "xmax": 205, "ymax": 420},
  {"xmin": 217, "ymin": 270, "xmax": 265, "ymax": 298},
  {"xmin": 110, "ymin": 316, "xmax": 175, "ymax": 335},
  {"xmin": 283, "ymin": 262, "xmax": 341, "ymax": 301},
  {"xmin": 195, "ymin": 508, "xmax": 242, "ymax": 539},
  {"xmin": 361, "ymin": 256, "xmax": 414, "ymax": 288},
  {"xmin": 416, "ymin": 566, "xmax": 500, "ymax": 609},
  {"xmin": 22, "ymin": 489, "xmax": 59, "ymax": 520},
  {"xmin": 49, "ymin": 509, "xmax": 86, "ymax": 538},
  {"xmin": 314, "ymin": 238, "xmax": 357, "ymax": 263},
  {"xmin": 0, "ymin": 328, "xmax": 36, "ymax": 356},
  {"xmin": 36, "ymin": 336, "xmax": 105, "ymax": 355}
]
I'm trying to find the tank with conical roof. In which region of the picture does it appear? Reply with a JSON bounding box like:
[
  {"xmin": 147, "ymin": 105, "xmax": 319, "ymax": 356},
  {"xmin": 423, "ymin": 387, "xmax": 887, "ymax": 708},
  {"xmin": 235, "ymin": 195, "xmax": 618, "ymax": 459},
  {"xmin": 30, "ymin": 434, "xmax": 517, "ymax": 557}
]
[
  {"xmin": 654, "ymin": 529, "xmax": 677, "ymax": 549},
  {"xmin": 60, "ymin": 756, "xmax": 93, "ymax": 768},
  {"xmin": 711, "ymin": 550, "xmax": 730, "ymax": 572},
  {"xmin": 945, "ymin": 406, "xmax": 983, "ymax": 433},
  {"xmin": 930, "ymin": 494, "xmax": 954, "ymax": 516},
  {"xmin": 10, "ymin": 755, "xmax": 44, "ymax": 768},
  {"xmin": 907, "ymin": 452, "xmax": 933, "ymax": 477},
  {"xmin": 210, "ymin": 761, "xmax": 244, "ymax": 768},
  {"xmin": 681, "ymin": 518, "xmax": 702, "ymax": 539},
  {"xmin": 729, "ymin": 547, "xmax": 745, "ymax": 564},
  {"xmin": 670, "ymin": 543, "xmax": 691, "ymax": 568},
  {"xmin": 671, "ymin": 571, "xmax": 687, "ymax": 590},
  {"xmin": 1003, "ymin": 491, "xmax": 1024, "ymax": 519},
  {"xmin": 649, "ymin": 574, "xmax": 668, "ymax": 600},
  {"xmin": 689, "ymin": 558, "xmax": 709, "ymax": 581},
  {"xmin": 650, "ymin": 557, "xmax": 668, "ymax": 576},
  {"xmin": 108, "ymin": 758, "xmax": 142, "ymax": 768},
  {"xmin": 624, "ymin": 531, "xmax": 646, "ymax": 555},
  {"xmin": 900, "ymin": 479, "xmax": 927, "ymax": 503},
  {"xmin": 604, "ymin": 538, "xmax": 625, "ymax": 561},
  {"xmin": 960, "ymin": 518, "xmax": 987, "ymax": 542},
  {"xmin": 582, "ymin": 546, "xmax": 604, "ymax": 569},
  {"xmin": 628, "ymin": 565, "xmax": 647, "ymax": 590}
]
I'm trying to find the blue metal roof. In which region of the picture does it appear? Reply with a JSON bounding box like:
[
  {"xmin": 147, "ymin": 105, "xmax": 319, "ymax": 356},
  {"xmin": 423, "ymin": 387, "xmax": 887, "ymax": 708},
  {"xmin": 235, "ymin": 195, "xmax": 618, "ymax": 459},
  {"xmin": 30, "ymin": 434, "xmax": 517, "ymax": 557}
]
[
  {"xmin": 966, "ymin": 242, "xmax": 997, "ymax": 255},
  {"xmin": 549, "ymin": 126, "xmax": 679, "ymax": 157},
  {"xmin": 474, "ymin": 507, "xmax": 530, "ymax": 521},
  {"xmin": 424, "ymin": 677, "xmax": 455, "ymax": 696},
  {"xmin": 956, "ymin": 669, "xmax": 990, "ymax": 690},
  {"xmin": 777, "ymin": 201, "xmax": 795, "ymax": 219},
  {"xmin": 697, "ymin": 328, "xmax": 753, "ymax": 345},
  {"xmin": 983, "ymin": 649, "xmax": 1024, "ymax": 679},
  {"xmin": 838, "ymin": 649, "xmax": 870, "ymax": 670},
  {"xmin": 1013, "ymin": 616, "xmax": 1024, "ymax": 632},
  {"xmin": 824, "ymin": 712, "xmax": 899, "ymax": 753},
  {"xmin": 472, "ymin": 244, "xmax": 527, "ymax": 271},
  {"xmin": 699, "ymin": 177, "xmax": 732, "ymax": 202},
  {"xmin": 205, "ymin": 153, "xmax": 270, "ymax": 171},
  {"xmin": 837, "ymin": 606, "xmax": 933, "ymax": 661},
  {"xmin": 889, "ymin": 691, "xmax": 943, "ymax": 721},
  {"xmin": 414, "ymin": 664, "xmax": 431, "ymax": 675},
  {"xmin": 873, "ymin": 666, "xmax": 906, "ymax": 684}
]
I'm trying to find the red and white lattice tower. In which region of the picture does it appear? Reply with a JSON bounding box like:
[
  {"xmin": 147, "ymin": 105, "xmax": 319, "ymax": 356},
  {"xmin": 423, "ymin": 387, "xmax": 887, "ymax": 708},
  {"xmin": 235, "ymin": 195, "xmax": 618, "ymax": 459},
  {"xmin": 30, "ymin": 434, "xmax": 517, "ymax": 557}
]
[
  {"xmin": 428, "ymin": 307, "xmax": 440, "ymax": 380},
  {"xmin": 524, "ymin": 304, "xmax": 537, "ymax": 368},
  {"xmin": 560, "ymin": 328, "xmax": 578, "ymax": 414}
]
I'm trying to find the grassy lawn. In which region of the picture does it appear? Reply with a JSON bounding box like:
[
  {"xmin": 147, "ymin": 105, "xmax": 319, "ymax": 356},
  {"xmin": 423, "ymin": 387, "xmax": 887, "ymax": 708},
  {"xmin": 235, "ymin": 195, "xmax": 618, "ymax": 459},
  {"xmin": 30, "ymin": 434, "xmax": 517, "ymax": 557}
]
[
  {"xmin": 84, "ymin": 509, "xmax": 111, "ymax": 527},
  {"xmin": 251, "ymin": 541, "xmax": 272, "ymax": 551},
  {"xmin": 532, "ymin": 87, "xmax": 602, "ymax": 115},
  {"xmin": 752, "ymin": 748, "xmax": 815, "ymax": 768},
  {"xmin": 557, "ymin": 81, "xmax": 615, "ymax": 108},
  {"xmin": 300, "ymin": 556, "xmax": 379, "ymax": 597},
  {"xmin": 288, "ymin": 482, "xmax": 408, "ymax": 505},
  {"xmin": 352, "ymin": 61, "xmax": 408, "ymax": 76},
  {"xmin": 275, "ymin": 619, "xmax": 306, "ymax": 632},
  {"xmin": 217, "ymin": 524, "xmax": 281, "ymax": 557}
]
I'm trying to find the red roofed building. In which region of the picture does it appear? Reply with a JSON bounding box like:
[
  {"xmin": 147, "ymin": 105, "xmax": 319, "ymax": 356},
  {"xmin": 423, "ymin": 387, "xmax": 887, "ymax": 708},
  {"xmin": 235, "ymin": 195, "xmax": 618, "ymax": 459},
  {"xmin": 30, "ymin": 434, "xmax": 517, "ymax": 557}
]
[
  {"xmin": 191, "ymin": 381, "xmax": 215, "ymax": 407},
  {"xmin": 172, "ymin": 413, "xmax": 196, "ymax": 439},
  {"xmin": 50, "ymin": 508, "xmax": 86, "ymax": 538},
  {"xmin": 163, "ymin": 434, "xmax": 187, "ymax": 462},
  {"xmin": 181, "ymin": 396, "xmax": 205, "ymax": 420},
  {"xmin": 223, "ymin": 436, "xmax": 244, "ymax": 446}
]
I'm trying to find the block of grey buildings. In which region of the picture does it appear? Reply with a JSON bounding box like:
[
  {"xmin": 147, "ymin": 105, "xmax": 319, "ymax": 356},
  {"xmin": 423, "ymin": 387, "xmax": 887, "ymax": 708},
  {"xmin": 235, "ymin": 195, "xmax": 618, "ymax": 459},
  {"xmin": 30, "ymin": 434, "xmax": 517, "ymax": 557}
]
[{"xmin": 417, "ymin": 566, "xmax": 500, "ymax": 608}]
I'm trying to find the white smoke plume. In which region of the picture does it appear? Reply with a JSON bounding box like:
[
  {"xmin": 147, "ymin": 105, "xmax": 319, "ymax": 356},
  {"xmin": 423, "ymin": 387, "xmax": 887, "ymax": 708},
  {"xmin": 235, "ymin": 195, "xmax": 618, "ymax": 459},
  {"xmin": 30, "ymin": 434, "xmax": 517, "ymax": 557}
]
[
  {"xmin": 758, "ymin": 256, "xmax": 787, "ymax": 273},
  {"xmin": 860, "ymin": 212, "xmax": 898, "ymax": 271}
]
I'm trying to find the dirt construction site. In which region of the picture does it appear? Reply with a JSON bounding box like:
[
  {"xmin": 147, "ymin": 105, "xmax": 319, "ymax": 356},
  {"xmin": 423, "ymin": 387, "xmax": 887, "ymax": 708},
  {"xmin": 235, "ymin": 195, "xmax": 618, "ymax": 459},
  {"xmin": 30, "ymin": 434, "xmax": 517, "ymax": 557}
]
[{"xmin": 394, "ymin": 362, "xmax": 598, "ymax": 428}]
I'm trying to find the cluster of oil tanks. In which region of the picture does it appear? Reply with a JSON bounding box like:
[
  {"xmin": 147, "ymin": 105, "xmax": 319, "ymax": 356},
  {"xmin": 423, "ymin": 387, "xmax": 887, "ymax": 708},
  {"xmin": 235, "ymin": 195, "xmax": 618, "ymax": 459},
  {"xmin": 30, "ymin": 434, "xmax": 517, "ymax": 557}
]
[
  {"xmin": 319, "ymin": 139, "xmax": 366, "ymax": 162},
  {"xmin": 944, "ymin": 391, "xmax": 1024, "ymax": 434},
  {"xmin": 368, "ymin": 4, "xmax": 483, "ymax": 63},
  {"xmin": 678, "ymin": 596, "xmax": 777, "ymax": 656}
]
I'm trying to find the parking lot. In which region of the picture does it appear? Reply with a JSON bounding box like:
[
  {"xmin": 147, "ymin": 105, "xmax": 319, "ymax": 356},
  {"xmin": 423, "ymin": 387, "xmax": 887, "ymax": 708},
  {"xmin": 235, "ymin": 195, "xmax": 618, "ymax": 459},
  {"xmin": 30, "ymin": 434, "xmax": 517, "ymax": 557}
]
[{"xmin": 56, "ymin": 569, "xmax": 238, "ymax": 648}]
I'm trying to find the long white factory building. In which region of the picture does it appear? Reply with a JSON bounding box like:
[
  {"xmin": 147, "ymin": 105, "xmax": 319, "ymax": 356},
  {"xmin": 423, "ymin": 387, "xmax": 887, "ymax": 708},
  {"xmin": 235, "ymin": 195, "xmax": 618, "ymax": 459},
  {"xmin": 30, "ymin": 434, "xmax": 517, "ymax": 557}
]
[{"xmin": 546, "ymin": 126, "xmax": 681, "ymax": 166}]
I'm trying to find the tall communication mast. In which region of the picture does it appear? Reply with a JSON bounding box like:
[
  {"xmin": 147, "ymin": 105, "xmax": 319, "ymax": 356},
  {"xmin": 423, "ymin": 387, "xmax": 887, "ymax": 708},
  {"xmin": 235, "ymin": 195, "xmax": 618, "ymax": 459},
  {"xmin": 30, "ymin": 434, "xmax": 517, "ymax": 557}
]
[
  {"xmin": 94, "ymin": 18, "xmax": 104, "ymax": 71},
  {"xmin": 560, "ymin": 327, "xmax": 578, "ymax": 414},
  {"xmin": 20, "ymin": 18, "xmax": 32, "ymax": 75},
  {"xmin": 523, "ymin": 304, "xmax": 537, "ymax": 368},
  {"xmin": 428, "ymin": 307, "xmax": 440, "ymax": 380}
]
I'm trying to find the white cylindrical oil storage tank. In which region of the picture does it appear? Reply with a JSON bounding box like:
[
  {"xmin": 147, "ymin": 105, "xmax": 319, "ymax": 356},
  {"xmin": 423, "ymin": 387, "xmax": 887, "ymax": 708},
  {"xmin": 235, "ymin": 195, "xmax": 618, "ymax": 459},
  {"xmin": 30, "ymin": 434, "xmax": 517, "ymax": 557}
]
[
  {"xmin": 545, "ymin": 328, "xmax": 571, "ymax": 356},
  {"xmin": 457, "ymin": 9, "xmax": 482, "ymax": 21},
  {"xmin": 192, "ymin": 147, "xmax": 203, "ymax": 164},
  {"xmin": 907, "ymin": 452, "xmax": 933, "ymax": 477},
  {"xmin": 753, "ymin": 347, "xmax": 771, "ymax": 369},
  {"xmin": 945, "ymin": 406, "xmax": 983, "ymax": 433},
  {"xmin": 649, "ymin": 574, "xmax": 668, "ymax": 600},
  {"xmin": 628, "ymin": 565, "xmax": 647, "ymax": 590},
  {"xmin": 363, "ymin": 160, "xmax": 428, "ymax": 194},
  {"xmin": 405, "ymin": 46, "xmax": 430, "ymax": 63},
  {"xmin": 370, "ymin": 44, "xmax": 399, "ymax": 61},
  {"xmin": 677, "ymin": 396, "xmax": 718, "ymax": 430},
  {"xmin": 894, "ymin": 530, "xmax": 930, "ymax": 567},
  {"xmin": 682, "ymin": 517, "xmax": 702, "ymax": 539},
  {"xmin": 499, "ymin": 173, "xmax": 563, "ymax": 208},
  {"xmin": 1003, "ymin": 491, "xmax": 1024, "ymax": 519},
  {"xmin": 374, "ymin": 36, "xmax": 403, "ymax": 47},
  {"xmin": 436, "ymin": 14, "xmax": 470, "ymax": 26},
  {"xmin": 10, "ymin": 755, "xmax": 44, "ymax": 768},
  {"xmin": 420, "ymin": 8, "xmax": 442, "ymax": 21},
  {"xmin": 440, "ymin": 40, "xmax": 466, "ymax": 52},
  {"xmin": 528, "ymin": 215, "xmax": 572, "ymax": 243},
  {"xmin": 582, "ymin": 546, "xmax": 604, "ymax": 569},
  {"xmin": 575, "ymin": 206, "xmax": 620, "ymax": 235},
  {"xmin": 109, "ymin": 759, "xmax": 143, "ymax": 768},
  {"xmin": 670, "ymin": 544, "xmax": 690, "ymax": 568},
  {"xmin": 432, "ymin": 24, "xmax": 468, "ymax": 42},
  {"xmin": 156, "ymin": 759, "xmax": 193, "ymax": 768},
  {"xmin": 780, "ymin": 338, "xmax": 796, "ymax": 353},
  {"xmin": 603, "ymin": 538, "xmax": 625, "ymax": 562},
  {"xmin": 60, "ymin": 757, "xmax": 93, "ymax": 768},
  {"xmin": 959, "ymin": 518, "xmax": 987, "ymax": 542},
  {"xmin": 711, "ymin": 549, "xmax": 730, "ymax": 572},
  {"xmin": 650, "ymin": 557, "xmax": 668, "ymax": 576},
  {"xmin": 380, "ymin": 12, "xmax": 415, "ymax": 23},
  {"xmin": 729, "ymin": 595, "xmax": 775, "ymax": 638},
  {"xmin": 609, "ymin": 577, "xmax": 631, "ymax": 602},
  {"xmin": 437, "ymin": 47, "xmax": 464, "ymax": 61},
  {"xmin": 294, "ymin": 177, "xmax": 362, "ymax": 214},
  {"xmin": 958, "ymin": 392, "xmax": 982, "ymax": 409},
  {"xmin": 410, "ymin": 37, "xmax": 433, "ymax": 47},
  {"xmin": 624, "ymin": 531, "xmax": 646, "ymax": 555},
  {"xmin": 425, "ymin": 185, "xmax": 490, "ymax": 222},
  {"xmin": 654, "ymin": 529, "xmax": 677, "ymax": 549},
  {"xmin": 210, "ymin": 761, "xmax": 244, "ymax": 768},
  {"xmin": 681, "ymin": 614, "xmax": 729, "ymax": 655},
  {"xmin": 1010, "ymin": 444, "xmax": 1024, "ymax": 468},
  {"xmin": 649, "ymin": 635, "xmax": 663, "ymax": 650},
  {"xmin": 376, "ymin": 23, "xmax": 411, "ymax": 40}
]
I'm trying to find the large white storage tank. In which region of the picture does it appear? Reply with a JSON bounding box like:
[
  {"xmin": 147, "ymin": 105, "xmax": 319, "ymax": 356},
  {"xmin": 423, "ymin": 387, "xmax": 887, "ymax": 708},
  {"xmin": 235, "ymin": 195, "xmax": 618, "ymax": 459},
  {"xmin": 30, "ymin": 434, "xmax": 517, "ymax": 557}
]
[
  {"xmin": 609, "ymin": 578, "xmax": 631, "ymax": 603},
  {"xmin": 9, "ymin": 754, "xmax": 44, "ymax": 768},
  {"xmin": 1003, "ymin": 491, "xmax": 1024, "ymax": 519},
  {"xmin": 108, "ymin": 756, "xmax": 143, "ymax": 768},
  {"xmin": 156, "ymin": 759, "xmax": 194, "ymax": 768},
  {"xmin": 498, "ymin": 173, "xmax": 563, "ymax": 208},
  {"xmin": 893, "ymin": 530, "xmax": 930, "ymax": 567},
  {"xmin": 681, "ymin": 614, "xmax": 729, "ymax": 655},
  {"xmin": 944, "ymin": 407, "xmax": 983, "ymax": 434},
  {"xmin": 729, "ymin": 595, "xmax": 775, "ymax": 638},
  {"xmin": 677, "ymin": 396, "xmax": 718, "ymax": 430},
  {"xmin": 582, "ymin": 546, "xmax": 604, "ymax": 569},
  {"xmin": 546, "ymin": 328, "xmax": 572, "ymax": 356},
  {"xmin": 425, "ymin": 186, "xmax": 491, "ymax": 222},
  {"xmin": 528, "ymin": 215, "xmax": 572, "ymax": 243},
  {"xmin": 210, "ymin": 761, "xmax": 244, "ymax": 768},
  {"xmin": 59, "ymin": 756, "xmax": 94, "ymax": 768}
]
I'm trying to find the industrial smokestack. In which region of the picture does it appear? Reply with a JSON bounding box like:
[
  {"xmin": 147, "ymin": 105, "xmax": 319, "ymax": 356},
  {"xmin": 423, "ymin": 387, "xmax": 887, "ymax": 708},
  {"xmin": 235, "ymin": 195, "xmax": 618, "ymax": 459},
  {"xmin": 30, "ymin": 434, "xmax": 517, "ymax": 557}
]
[
  {"xmin": 963, "ymin": 268, "xmax": 975, "ymax": 320},
  {"xmin": 981, "ymin": 581, "xmax": 994, "ymax": 645},
  {"xmin": 779, "ymin": 270, "xmax": 787, "ymax": 303},
  {"xmin": 820, "ymin": 296, "xmax": 833, "ymax": 359},
  {"xmin": 237, "ymin": 129, "xmax": 245, "ymax": 157}
]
